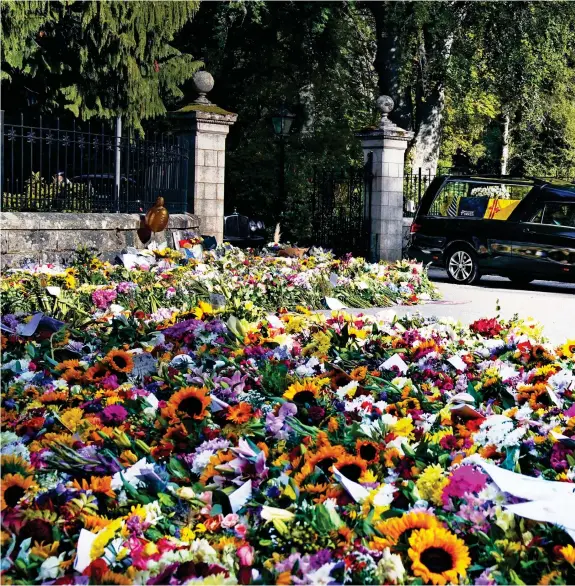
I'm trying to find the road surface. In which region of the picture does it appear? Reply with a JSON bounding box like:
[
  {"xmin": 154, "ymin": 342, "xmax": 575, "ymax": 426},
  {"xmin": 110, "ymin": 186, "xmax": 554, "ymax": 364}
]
[{"xmin": 333, "ymin": 269, "xmax": 575, "ymax": 345}]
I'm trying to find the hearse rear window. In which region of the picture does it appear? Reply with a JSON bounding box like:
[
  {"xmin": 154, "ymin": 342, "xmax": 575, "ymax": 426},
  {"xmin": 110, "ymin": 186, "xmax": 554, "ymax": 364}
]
[{"xmin": 429, "ymin": 181, "xmax": 532, "ymax": 219}]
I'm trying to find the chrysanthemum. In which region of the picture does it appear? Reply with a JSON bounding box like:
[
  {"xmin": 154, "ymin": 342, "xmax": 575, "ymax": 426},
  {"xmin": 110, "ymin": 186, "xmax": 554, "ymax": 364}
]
[
  {"xmin": 164, "ymin": 387, "xmax": 211, "ymax": 421},
  {"xmin": 283, "ymin": 380, "xmax": 320, "ymax": 403},
  {"xmin": 105, "ymin": 349, "xmax": 134, "ymax": 373},
  {"xmin": 1, "ymin": 474, "xmax": 37, "ymax": 510},
  {"xmin": 408, "ymin": 527, "xmax": 471, "ymax": 585},
  {"xmin": 372, "ymin": 511, "xmax": 442, "ymax": 549},
  {"xmin": 334, "ymin": 454, "xmax": 368, "ymax": 482},
  {"xmin": 227, "ymin": 403, "xmax": 252, "ymax": 424}
]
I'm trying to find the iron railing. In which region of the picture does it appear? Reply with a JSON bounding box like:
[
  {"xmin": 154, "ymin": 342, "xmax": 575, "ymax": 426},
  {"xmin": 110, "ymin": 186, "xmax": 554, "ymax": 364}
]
[
  {"xmin": 309, "ymin": 153, "xmax": 373, "ymax": 257},
  {"xmin": 1, "ymin": 112, "xmax": 189, "ymax": 214}
]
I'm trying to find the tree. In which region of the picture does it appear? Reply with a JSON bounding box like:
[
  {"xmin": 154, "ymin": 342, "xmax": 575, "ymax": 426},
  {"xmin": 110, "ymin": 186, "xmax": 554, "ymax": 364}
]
[
  {"xmin": 179, "ymin": 1, "xmax": 377, "ymax": 241},
  {"xmin": 1, "ymin": 0, "xmax": 201, "ymax": 132}
]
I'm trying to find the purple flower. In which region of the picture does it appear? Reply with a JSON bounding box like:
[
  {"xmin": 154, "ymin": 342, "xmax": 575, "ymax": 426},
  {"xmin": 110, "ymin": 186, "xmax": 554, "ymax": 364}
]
[
  {"xmin": 117, "ymin": 281, "xmax": 136, "ymax": 294},
  {"xmin": 550, "ymin": 442, "xmax": 572, "ymax": 472},
  {"xmin": 100, "ymin": 404, "xmax": 128, "ymax": 425}
]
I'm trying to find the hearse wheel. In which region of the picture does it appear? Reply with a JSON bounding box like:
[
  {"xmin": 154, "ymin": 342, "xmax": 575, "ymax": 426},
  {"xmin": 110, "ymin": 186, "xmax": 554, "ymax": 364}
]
[{"xmin": 446, "ymin": 246, "xmax": 480, "ymax": 285}]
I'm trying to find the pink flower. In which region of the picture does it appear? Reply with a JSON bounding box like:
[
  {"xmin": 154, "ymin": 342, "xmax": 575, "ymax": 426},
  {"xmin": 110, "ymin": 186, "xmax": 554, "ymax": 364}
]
[
  {"xmin": 221, "ymin": 513, "xmax": 239, "ymax": 529},
  {"xmin": 235, "ymin": 524, "xmax": 247, "ymax": 539},
  {"xmin": 237, "ymin": 544, "xmax": 255, "ymax": 567},
  {"xmin": 443, "ymin": 465, "xmax": 488, "ymax": 504}
]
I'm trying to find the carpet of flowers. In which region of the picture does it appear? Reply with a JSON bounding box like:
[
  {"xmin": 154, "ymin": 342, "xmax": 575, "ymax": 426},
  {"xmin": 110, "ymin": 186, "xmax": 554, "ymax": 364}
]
[
  {"xmin": 0, "ymin": 246, "xmax": 438, "ymax": 324},
  {"xmin": 1, "ymin": 248, "xmax": 575, "ymax": 585}
]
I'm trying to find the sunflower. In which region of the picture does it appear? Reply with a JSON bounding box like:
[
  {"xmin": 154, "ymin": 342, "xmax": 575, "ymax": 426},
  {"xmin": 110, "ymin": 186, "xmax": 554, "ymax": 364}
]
[
  {"xmin": 283, "ymin": 380, "xmax": 321, "ymax": 403},
  {"xmin": 0, "ymin": 455, "xmax": 34, "ymax": 478},
  {"xmin": 408, "ymin": 527, "xmax": 471, "ymax": 585},
  {"xmin": 561, "ymin": 340, "xmax": 575, "ymax": 359},
  {"xmin": 227, "ymin": 403, "xmax": 252, "ymax": 424},
  {"xmin": 1, "ymin": 474, "xmax": 37, "ymax": 510},
  {"xmin": 334, "ymin": 454, "xmax": 368, "ymax": 482},
  {"xmin": 164, "ymin": 387, "xmax": 211, "ymax": 421},
  {"xmin": 356, "ymin": 439, "xmax": 380, "ymax": 464},
  {"xmin": 306, "ymin": 444, "xmax": 346, "ymax": 476},
  {"xmin": 61, "ymin": 368, "xmax": 84, "ymax": 384},
  {"xmin": 105, "ymin": 350, "xmax": 134, "ymax": 373},
  {"xmin": 84, "ymin": 363, "xmax": 109, "ymax": 384},
  {"xmin": 372, "ymin": 511, "xmax": 443, "ymax": 549},
  {"xmin": 56, "ymin": 359, "xmax": 81, "ymax": 372}
]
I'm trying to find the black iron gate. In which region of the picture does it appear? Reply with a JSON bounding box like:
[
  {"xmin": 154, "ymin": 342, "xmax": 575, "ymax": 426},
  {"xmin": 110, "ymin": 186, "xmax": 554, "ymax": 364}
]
[
  {"xmin": 0, "ymin": 112, "xmax": 189, "ymax": 214},
  {"xmin": 309, "ymin": 152, "xmax": 373, "ymax": 257}
]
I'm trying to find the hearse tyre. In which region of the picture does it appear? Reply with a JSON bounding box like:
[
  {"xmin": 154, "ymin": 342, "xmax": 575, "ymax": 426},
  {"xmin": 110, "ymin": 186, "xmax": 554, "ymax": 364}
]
[{"xmin": 445, "ymin": 244, "xmax": 481, "ymax": 285}]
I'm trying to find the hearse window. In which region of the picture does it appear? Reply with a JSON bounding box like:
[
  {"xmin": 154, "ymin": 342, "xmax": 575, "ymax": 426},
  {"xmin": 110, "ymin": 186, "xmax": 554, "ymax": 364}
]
[
  {"xmin": 541, "ymin": 202, "xmax": 575, "ymax": 228},
  {"xmin": 429, "ymin": 181, "xmax": 532, "ymax": 219}
]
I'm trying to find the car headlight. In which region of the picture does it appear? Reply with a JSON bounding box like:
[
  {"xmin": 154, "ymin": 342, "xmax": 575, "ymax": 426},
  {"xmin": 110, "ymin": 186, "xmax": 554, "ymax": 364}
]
[
  {"xmin": 257, "ymin": 221, "xmax": 264, "ymax": 230},
  {"xmin": 249, "ymin": 220, "xmax": 257, "ymax": 232}
]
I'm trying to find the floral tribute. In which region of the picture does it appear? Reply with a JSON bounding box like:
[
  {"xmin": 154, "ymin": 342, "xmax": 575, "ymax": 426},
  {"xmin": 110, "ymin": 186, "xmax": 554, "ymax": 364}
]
[
  {"xmin": 0, "ymin": 246, "xmax": 438, "ymax": 323},
  {"xmin": 1, "ymin": 247, "xmax": 575, "ymax": 585}
]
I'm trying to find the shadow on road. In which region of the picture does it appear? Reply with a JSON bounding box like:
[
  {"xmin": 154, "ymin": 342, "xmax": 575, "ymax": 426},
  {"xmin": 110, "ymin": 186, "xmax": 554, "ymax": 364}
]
[{"xmin": 427, "ymin": 268, "xmax": 575, "ymax": 295}]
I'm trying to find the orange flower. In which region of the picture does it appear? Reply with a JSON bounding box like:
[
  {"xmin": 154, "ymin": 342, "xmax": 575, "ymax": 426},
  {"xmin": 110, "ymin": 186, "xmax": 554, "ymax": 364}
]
[
  {"xmin": 1, "ymin": 474, "xmax": 36, "ymax": 510},
  {"xmin": 71, "ymin": 476, "xmax": 116, "ymax": 498},
  {"xmin": 372, "ymin": 511, "xmax": 443, "ymax": 549},
  {"xmin": 38, "ymin": 390, "xmax": 69, "ymax": 404},
  {"xmin": 350, "ymin": 366, "xmax": 368, "ymax": 381},
  {"xmin": 61, "ymin": 369, "xmax": 83, "ymax": 384},
  {"xmin": 327, "ymin": 417, "xmax": 340, "ymax": 433},
  {"xmin": 162, "ymin": 387, "xmax": 211, "ymax": 422},
  {"xmin": 306, "ymin": 444, "xmax": 346, "ymax": 476},
  {"xmin": 227, "ymin": 403, "xmax": 252, "ymax": 424},
  {"xmin": 356, "ymin": 439, "xmax": 380, "ymax": 464},
  {"xmin": 334, "ymin": 454, "xmax": 368, "ymax": 482},
  {"xmin": 56, "ymin": 359, "xmax": 80, "ymax": 371},
  {"xmin": 105, "ymin": 350, "xmax": 134, "ymax": 373},
  {"xmin": 84, "ymin": 363, "xmax": 109, "ymax": 384}
]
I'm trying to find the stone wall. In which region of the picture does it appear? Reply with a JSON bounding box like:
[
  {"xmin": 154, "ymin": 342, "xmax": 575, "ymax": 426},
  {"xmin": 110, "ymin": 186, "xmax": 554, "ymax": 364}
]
[{"xmin": 0, "ymin": 212, "xmax": 200, "ymax": 267}]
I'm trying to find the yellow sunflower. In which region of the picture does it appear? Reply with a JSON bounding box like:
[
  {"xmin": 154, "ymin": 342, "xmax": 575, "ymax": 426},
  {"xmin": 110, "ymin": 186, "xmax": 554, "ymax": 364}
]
[
  {"xmin": 283, "ymin": 380, "xmax": 320, "ymax": 403},
  {"xmin": 334, "ymin": 454, "xmax": 368, "ymax": 482},
  {"xmin": 408, "ymin": 527, "xmax": 471, "ymax": 585},
  {"xmin": 1, "ymin": 474, "xmax": 37, "ymax": 510},
  {"xmin": 105, "ymin": 350, "xmax": 134, "ymax": 373},
  {"xmin": 163, "ymin": 387, "xmax": 211, "ymax": 421},
  {"xmin": 0, "ymin": 455, "xmax": 34, "ymax": 478},
  {"xmin": 306, "ymin": 444, "xmax": 346, "ymax": 475},
  {"xmin": 561, "ymin": 340, "xmax": 575, "ymax": 359},
  {"xmin": 372, "ymin": 511, "xmax": 442, "ymax": 549},
  {"xmin": 355, "ymin": 439, "xmax": 380, "ymax": 464}
]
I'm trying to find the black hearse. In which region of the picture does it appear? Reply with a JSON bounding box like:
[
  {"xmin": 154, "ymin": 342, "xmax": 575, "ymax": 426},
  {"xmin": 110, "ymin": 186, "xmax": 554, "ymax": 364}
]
[{"xmin": 407, "ymin": 176, "xmax": 575, "ymax": 284}]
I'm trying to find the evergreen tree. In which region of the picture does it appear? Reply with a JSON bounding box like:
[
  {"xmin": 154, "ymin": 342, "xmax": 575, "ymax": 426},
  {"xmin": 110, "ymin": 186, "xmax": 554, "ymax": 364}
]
[{"xmin": 1, "ymin": 0, "xmax": 201, "ymax": 131}]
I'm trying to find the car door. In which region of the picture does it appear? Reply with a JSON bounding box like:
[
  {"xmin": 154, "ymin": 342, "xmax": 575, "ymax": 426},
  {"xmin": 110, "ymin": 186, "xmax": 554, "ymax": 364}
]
[{"xmin": 511, "ymin": 201, "xmax": 575, "ymax": 281}]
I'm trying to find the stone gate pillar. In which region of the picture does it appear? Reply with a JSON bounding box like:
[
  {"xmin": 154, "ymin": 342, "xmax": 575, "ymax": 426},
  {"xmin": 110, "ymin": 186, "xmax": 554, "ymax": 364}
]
[
  {"xmin": 170, "ymin": 72, "xmax": 237, "ymax": 244},
  {"xmin": 356, "ymin": 96, "xmax": 413, "ymax": 262}
]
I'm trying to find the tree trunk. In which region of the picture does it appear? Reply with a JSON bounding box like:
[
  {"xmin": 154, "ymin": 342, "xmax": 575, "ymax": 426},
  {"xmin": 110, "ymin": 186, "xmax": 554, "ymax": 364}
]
[
  {"xmin": 500, "ymin": 112, "xmax": 510, "ymax": 175},
  {"xmin": 368, "ymin": 2, "xmax": 412, "ymax": 129},
  {"xmin": 411, "ymin": 82, "xmax": 445, "ymax": 174}
]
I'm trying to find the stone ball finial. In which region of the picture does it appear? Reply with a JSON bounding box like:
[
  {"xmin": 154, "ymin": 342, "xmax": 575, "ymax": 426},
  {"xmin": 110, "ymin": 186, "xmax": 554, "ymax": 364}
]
[
  {"xmin": 376, "ymin": 95, "xmax": 394, "ymax": 114},
  {"xmin": 376, "ymin": 95, "xmax": 397, "ymax": 129},
  {"xmin": 192, "ymin": 71, "xmax": 215, "ymax": 105}
]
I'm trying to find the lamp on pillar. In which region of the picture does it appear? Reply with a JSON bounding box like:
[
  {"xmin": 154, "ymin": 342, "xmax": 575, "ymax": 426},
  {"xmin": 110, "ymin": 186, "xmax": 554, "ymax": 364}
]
[{"xmin": 272, "ymin": 105, "xmax": 295, "ymax": 219}]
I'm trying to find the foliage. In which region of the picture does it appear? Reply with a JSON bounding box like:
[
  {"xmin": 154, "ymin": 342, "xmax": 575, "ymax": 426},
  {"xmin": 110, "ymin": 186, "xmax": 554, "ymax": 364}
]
[{"xmin": 1, "ymin": 0, "xmax": 201, "ymax": 132}]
